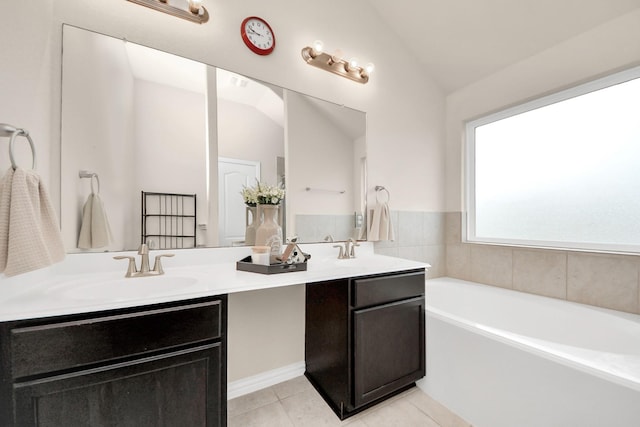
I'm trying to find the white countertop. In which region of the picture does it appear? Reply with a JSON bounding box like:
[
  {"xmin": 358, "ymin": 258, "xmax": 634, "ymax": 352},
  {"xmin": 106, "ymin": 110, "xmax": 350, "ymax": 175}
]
[{"xmin": 0, "ymin": 243, "xmax": 428, "ymax": 322}]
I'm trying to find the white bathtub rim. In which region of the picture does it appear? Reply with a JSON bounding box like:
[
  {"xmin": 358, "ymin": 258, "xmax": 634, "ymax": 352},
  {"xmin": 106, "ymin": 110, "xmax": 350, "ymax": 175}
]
[{"xmin": 425, "ymin": 278, "xmax": 640, "ymax": 393}]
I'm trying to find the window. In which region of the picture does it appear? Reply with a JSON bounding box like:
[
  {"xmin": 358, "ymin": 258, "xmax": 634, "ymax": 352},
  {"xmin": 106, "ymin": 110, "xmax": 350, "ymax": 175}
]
[{"xmin": 466, "ymin": 66, "xmax": 640, "ymax": 252}]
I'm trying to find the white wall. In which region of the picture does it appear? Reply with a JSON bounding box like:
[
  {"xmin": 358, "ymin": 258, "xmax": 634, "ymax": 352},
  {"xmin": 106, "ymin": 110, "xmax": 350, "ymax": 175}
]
[
  {"xmin": 0, "ymin": 0, "xmax": 54, "ymax": 195},
  {"xmin": 287, "ymin": 91, "xmax": 354, "ymax": 216},
  {"xmin": 217, "ymin": 98, "xmax": 284, "ymax": 186}
]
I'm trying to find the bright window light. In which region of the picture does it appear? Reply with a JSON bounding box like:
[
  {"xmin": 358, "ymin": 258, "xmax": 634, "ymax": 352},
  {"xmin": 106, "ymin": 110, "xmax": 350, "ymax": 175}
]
[{"xmin": 466, "ymin": 66, "xmax": 640, "ymax": 252}]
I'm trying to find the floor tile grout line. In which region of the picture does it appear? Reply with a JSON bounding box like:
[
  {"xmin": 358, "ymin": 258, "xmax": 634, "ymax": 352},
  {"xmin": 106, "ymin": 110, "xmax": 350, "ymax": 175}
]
[
  {"xmin": 227, "ymin": 386, "xmax": 281, "ymax": 419},
  {"xmin": 277, "ymin": 400, "xmax": 297, "ymax": 427},
  {"xmin": 230, "ymin": 377, "xmax": 464, "ymax": 426},
  {"xmin": 404, "ymin": 398, "xmax": 443, "ymax": 427}
]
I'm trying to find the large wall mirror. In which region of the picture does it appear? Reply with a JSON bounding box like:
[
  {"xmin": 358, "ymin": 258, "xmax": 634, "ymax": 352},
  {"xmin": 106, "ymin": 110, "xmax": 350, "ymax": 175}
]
[{"xmin": 60, "ymin": 25, "xmax": 367, "ymax": 252}]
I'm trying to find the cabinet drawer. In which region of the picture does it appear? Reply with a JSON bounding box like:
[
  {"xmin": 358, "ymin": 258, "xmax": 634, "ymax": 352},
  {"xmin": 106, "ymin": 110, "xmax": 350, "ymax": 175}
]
[
  {"xmin": 11, "ymin": 299, "xmax": 221, "ymax": 379},
  {"xmin": 352, "ymin": 270, "xmax": 424, "ymax": 308}
]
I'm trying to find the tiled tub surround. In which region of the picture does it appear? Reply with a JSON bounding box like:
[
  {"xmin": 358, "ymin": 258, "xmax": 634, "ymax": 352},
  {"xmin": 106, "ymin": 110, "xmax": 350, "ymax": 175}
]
[
  {"xmin": 422, "ymin": 278, "xmax": 640, "ymax": 427},
  {"xmin": 374, "ymin": 211, "xmax": 446, "ymax": 278},
  {"xmin": 295, "ymin": 214, "xmax": 359, "ymax": 243},
  {"xmin": 445, "ymin": 212, "xmax": 640, "ymax": 315}
]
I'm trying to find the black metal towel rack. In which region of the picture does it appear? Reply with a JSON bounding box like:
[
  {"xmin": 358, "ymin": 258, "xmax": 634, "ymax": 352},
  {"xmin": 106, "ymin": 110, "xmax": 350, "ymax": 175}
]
[{"xmin": 141, "ymin": 191, "xmax": 197, "ymax": 249}]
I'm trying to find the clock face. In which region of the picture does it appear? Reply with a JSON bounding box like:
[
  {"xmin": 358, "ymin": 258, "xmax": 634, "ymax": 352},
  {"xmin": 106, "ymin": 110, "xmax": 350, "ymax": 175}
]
[{"xmin": 241, "ymin": 17, "xmax": 275, "ymax": 55}]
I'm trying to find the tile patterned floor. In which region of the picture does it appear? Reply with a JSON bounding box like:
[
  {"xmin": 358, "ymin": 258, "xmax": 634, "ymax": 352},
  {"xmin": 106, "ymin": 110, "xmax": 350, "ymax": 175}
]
[{"xmin": 227, "ymin": 376, "xmax": 471, "ymax": 427}]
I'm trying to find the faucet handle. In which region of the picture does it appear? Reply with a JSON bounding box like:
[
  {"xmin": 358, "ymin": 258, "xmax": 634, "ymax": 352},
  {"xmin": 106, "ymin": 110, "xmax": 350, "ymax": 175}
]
[
  {"xmin": 349, "ymin": 240, "xmax": 360, "ymax": 258},
  {"xmin": 152, "ymin": 254, "xmax": 174, "ymax": 275},
  {"xmin": 333, "ymin": 244, "xmax": 345, "ymax": 259},
  {"xmin": 113, "ymin": 255, "xmax": 137, "ymax": 277},
  {"xmin": 343, "ymin": 239, "xmax": 351, "ymax": 256}
]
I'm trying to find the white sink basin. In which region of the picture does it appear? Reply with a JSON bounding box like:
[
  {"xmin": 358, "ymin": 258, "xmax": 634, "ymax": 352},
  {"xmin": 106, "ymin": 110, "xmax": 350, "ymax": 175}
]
[{"xmin": 51, "ymin": 275, "xmax": 200, "ymax": 302}]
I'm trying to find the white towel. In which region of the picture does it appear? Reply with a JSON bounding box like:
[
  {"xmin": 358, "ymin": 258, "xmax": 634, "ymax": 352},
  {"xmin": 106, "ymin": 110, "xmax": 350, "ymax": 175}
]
[
  {"xmin": 368, "ymin": 202, "xmax": 395, "ymax": 242},
  {"xmin": 77, "ymin": 192, "xmax": 112, "ymax": 249},
  {"xmin": 0, "ymin": 168, "xmax": 65, "ymax": 276}
]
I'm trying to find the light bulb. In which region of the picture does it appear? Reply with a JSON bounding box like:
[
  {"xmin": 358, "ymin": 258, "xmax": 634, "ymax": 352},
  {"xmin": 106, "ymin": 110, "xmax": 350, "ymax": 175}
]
[
  {"xmin": 347, "ymin": 57, "xmax": 359, "ymax": 71},
  {"xmin": 312, "ymin": 40, "xmax": 324, "ymax": 56},
  {"xmin": 330, "ymin": 49, "xmax": 344, "ymax": 64},
  {"xmin": 188, "ymin": 0, "xmax": 202, "ymax": 14},
  {"xmin": 364, "ymin": 62, "xmax": 375, "ymax": 75}
]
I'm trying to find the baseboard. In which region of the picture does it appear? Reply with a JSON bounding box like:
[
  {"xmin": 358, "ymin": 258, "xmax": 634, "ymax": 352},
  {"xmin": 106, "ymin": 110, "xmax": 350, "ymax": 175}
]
[{"xmin": 227, "ymin": 361, "xmax": 306, "ymax": 400}]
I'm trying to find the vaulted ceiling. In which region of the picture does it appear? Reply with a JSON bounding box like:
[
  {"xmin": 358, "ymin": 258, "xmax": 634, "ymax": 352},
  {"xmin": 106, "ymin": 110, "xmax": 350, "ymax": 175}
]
[{"xmin": 367, "ymin": 0, "xmax": 640, "ymax": 93}]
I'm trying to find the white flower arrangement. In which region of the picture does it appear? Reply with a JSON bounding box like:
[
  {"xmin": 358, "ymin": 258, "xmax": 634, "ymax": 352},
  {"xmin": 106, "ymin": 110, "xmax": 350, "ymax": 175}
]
[
  {"xmin": 241, "ymin": 181, "xmax": 285, "ymax": 206},
  {"xmin": 241, "ymin": 185, "xmax": 259, "ymax": 207}
]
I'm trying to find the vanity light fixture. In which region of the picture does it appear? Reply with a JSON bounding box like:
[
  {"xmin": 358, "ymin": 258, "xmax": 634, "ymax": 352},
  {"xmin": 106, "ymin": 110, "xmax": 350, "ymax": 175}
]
[
  {"xmin": 301, "ymin": 40, "xmax": 374, "ymax": 84},
  {"xmin": 126, "ymin": 0, "xmax": 209, "ymax": 24}
]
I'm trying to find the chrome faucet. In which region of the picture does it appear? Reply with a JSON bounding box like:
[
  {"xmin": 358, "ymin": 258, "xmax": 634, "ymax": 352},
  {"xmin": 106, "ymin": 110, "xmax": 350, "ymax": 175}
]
[
  {"xmin": 138, "ymin": 243, "xmax": 151, "ymax": 274},
  {"xmin": 348, "ymin": 238, "xmax": 360, "ymax": 258},
  {"xmin": 114, "ymin": 244, "xmax": 174, "ymax": 277},
  {"xmin": 333, "ymin": 244, "xmax": 348, "ymax": 259},
  {"xmin": 333, "ymin": 238, "xmax": 359, "ymax": 259}
]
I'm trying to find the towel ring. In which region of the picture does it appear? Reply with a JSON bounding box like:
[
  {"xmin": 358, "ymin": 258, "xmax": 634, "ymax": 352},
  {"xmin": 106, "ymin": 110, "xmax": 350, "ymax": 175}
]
[
  {"xmin": 90, "ymin": 174, "xmax": 100, "ymax": 194},
  {"xmin": 79, "ymin": 170, "xmax": 100, "ymax": 194},
  {"xmin": 375, "ymin": 185, "xmax": 390, "ymax": 203},
  {"xmin": 0, "ymin": 123, "xmax": 36, "ymax": 170}
]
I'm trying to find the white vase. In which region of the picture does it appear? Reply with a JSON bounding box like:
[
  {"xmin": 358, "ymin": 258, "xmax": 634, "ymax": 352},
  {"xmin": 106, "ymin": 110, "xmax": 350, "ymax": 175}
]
[
  {"xmin": 244, "ymin": 206, "xmax": 259, "ymax": 246},
  {"xmin": 255, "ymin": 204, "xmax": 282, "ymax": 256}
]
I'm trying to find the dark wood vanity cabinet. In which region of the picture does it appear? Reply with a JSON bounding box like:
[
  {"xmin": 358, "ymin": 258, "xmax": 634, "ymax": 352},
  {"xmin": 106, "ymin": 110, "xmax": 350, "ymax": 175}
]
[
  {"xmin": 305, "ymin": 269, "xmax": 425, "ymax": 419},
  {"xmin": 0, "ymin": 295, "xmax": 227, "ymax": 427}
]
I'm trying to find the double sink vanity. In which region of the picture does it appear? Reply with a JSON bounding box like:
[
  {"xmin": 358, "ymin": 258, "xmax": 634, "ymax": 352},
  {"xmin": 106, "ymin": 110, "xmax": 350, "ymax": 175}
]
[{"xmin": 0, "ymin": 243, "xmax": 427, "ymax": 426}]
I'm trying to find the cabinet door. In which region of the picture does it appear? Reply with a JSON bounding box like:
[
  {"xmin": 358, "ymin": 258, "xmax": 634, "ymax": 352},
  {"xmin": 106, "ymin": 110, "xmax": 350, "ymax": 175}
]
[
  {"xmin": 13, "ymin": 344, "xmax": 223, "ymax": 427},
  {"xmin": 353, "ymin": 297, "xmax": 425, "ymax": 407}
]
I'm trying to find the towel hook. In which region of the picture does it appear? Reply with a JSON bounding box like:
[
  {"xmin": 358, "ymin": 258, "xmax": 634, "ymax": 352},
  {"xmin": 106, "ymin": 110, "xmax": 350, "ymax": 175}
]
[
  {"xmin": 374, "ymin": 185, "xmax": 390, "ymax": 203},
  {"xmin": 0, "ymin": 123, "xmax": 36, "ymax": 170},
  {"xmin": 79, "ymin": 170, "xmax": 100, "ymax": 194}
]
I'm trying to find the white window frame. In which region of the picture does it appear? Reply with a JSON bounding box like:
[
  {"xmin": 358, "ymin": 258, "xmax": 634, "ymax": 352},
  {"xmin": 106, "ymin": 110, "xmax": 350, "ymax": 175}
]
[{"xmin": 465, "ymin": 65, "xmax": 640, "ymax": 253}]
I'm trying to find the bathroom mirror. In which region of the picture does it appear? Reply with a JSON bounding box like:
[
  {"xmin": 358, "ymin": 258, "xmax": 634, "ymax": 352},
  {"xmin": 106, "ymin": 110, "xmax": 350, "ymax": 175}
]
[{"xmin": 60, "ymin": 25, "xmax": 367, "ymax": 252}]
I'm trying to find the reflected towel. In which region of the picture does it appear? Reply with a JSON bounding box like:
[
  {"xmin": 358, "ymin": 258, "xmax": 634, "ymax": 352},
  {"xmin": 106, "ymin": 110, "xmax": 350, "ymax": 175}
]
[
  {"xmin": 368, "ymin": 202, "xmax": 394, "ymax": 242},
  {"xmin": 0, "ymin": 168, "xmax": 65, "ymax": 276},
  {"xmin": 78, "ymin": 192, "xmax": 113, "ymax": 249}
]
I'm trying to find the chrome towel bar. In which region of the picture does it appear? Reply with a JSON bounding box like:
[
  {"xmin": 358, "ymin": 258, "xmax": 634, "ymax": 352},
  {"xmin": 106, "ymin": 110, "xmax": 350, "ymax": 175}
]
[{"xmin": 305, "ymin": 187, "xmax": 346, "ymax": 194}]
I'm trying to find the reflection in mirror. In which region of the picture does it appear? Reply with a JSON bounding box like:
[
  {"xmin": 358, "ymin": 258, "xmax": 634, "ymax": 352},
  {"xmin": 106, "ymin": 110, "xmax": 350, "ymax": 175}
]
[
  {"xmin": 216, "ymin": 70, "xmax": 284, "ymax": 247},
  {"xmin": 286, "ymin": 93, "xmax": 367, "ymax": 242},
  {"xmin": 60, "ymin": 25, "xmax": 366, "ymax": 253}
]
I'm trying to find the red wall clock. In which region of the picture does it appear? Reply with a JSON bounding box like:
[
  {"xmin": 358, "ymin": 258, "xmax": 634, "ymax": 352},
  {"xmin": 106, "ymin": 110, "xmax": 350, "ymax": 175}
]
[{"xmin": 241, "ymin": 16, "xmax": 276, "ymax": 55}]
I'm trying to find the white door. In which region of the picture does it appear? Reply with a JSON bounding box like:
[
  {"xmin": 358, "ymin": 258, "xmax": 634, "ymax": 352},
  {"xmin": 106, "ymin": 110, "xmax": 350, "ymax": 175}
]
[{"xmin": 218, "ymin": 158, "xmax": 260, "ymax": 246}]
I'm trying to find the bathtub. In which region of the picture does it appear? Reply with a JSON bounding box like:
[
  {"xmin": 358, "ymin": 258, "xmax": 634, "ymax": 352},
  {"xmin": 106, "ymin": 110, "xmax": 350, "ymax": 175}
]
[{"xmin": 417, "ymin": 278, "xmax": 640, "ymax": 427}]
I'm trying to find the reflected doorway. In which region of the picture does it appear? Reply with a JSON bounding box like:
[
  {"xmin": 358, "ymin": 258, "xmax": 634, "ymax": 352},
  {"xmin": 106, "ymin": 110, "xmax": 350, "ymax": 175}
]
[{"xmin": 218, "ymin": 158, "xmax": 260, "ymax": 246}]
